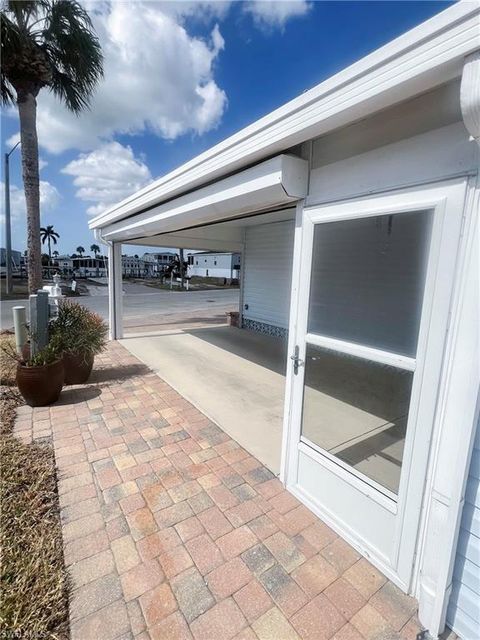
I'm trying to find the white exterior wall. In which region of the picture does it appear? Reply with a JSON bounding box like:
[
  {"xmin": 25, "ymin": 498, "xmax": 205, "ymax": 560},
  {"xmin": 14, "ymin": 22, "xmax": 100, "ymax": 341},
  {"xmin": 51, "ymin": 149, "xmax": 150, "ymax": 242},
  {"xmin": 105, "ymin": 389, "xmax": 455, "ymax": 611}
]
[
  {"xmin": 242, "ymin": 220, "xmax": 295, "ymax": 329},
  {"xmin": 446, "ymin": 416, "xmax": 480, "ymax": 639},
  {"xmin": 297, "ymin": 109, "xmax": 479, "ymax": 638}
]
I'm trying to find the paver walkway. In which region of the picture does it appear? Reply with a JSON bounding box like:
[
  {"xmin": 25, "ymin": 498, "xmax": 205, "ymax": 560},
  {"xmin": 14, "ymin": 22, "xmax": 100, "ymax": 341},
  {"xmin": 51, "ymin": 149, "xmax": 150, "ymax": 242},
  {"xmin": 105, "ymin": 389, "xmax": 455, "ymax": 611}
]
[{"xmin": 14, "ymin": 342, "xmax": 423, "ymax": 640}]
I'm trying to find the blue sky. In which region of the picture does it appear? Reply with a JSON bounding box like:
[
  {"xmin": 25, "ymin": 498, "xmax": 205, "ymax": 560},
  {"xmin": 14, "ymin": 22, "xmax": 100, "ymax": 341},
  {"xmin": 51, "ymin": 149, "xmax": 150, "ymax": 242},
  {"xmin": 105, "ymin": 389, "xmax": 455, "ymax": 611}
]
[{"xmin": 1, "ymin": 0, "xmax": 453, "ymax": 256}]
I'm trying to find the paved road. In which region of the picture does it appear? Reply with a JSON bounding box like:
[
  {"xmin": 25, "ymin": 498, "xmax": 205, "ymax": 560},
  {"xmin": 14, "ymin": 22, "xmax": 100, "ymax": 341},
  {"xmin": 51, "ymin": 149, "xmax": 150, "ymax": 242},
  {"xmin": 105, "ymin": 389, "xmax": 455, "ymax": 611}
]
[{"xmin": 1, "ymin": 282, "xmax": 239, "ymax": 330}]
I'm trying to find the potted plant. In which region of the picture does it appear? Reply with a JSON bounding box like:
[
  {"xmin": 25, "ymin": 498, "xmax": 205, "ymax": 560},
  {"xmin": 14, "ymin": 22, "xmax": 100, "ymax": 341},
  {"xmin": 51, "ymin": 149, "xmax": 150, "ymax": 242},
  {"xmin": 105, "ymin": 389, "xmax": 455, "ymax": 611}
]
[
  {"xmin": 1, "ymin": 338, "xmax": 64, "ymax": 407},
  {"xmin": 50, "ymin": 301, "xmax": 108, "ymax": 384}
]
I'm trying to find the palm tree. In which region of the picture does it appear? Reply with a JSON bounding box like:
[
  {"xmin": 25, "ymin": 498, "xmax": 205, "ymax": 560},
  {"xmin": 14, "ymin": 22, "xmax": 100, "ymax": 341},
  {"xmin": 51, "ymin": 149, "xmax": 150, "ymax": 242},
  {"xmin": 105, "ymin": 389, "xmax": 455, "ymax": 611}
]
[
  {"xmin": 76, "ymin": 246, "xmax": 85, "ymax": 256},
  {"xmin": 1, "ymin": 1, "xmax": 103, "ymax": 293},
  {"xmin": 52, "ymin": 250, "xmax": 59, "ymax": 259},
  {"xmin": 40, "ymin": 224, "xmax": 59, "ymax": 272},
  {"xmin": 90, "ymin": 242, "xmax": 100, "ymax": 276}
]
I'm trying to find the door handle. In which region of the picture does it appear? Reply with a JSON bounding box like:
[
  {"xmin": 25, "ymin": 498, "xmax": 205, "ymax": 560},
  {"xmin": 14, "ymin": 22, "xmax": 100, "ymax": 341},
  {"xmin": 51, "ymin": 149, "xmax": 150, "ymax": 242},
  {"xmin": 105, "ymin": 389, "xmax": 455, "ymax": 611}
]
[{"xmin": 290, "ymin": 345, "xmax": 304, "ymax": 375}]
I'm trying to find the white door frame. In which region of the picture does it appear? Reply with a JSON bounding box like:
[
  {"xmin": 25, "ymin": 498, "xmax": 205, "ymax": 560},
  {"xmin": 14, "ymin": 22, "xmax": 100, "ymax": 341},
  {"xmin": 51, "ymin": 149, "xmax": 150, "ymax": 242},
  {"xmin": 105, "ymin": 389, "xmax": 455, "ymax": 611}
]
[{"xmin": 280, "ymin": 178, "xmax": 468, "ymax": 592}]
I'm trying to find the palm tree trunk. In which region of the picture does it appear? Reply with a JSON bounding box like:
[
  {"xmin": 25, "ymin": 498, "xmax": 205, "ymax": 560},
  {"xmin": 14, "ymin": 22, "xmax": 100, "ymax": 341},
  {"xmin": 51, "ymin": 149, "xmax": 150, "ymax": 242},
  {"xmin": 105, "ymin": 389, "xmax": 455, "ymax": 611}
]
[
  {"xmin": 18, "ymin": 91, "xmax": 42, "ymax": 293},
  {"xmin": 48, "ymin": 236, "xmax": 51, "ymax": 278}
]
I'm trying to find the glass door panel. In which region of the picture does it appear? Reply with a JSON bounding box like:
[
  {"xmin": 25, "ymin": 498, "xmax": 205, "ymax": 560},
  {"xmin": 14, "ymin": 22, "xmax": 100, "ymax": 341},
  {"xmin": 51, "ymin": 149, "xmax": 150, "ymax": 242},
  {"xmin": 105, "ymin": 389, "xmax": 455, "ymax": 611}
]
[
  {"xmin": 301, "ymin": 210, "xmax": 433, "ymax": 496},
  {"xmin": 308, "ymin": 211, "xmax": 432, "ymax": 357},
  {"xmin": 301, "ymin": 345, "xmax": 413, "ymax": 494}
]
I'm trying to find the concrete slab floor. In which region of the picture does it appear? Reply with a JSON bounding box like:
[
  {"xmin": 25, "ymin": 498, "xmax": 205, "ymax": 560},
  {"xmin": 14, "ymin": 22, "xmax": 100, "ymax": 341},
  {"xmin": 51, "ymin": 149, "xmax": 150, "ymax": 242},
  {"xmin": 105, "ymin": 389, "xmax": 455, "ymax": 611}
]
[{"xmin": 121, "ymin": 326, "xmax": 287, "ymax": 475}]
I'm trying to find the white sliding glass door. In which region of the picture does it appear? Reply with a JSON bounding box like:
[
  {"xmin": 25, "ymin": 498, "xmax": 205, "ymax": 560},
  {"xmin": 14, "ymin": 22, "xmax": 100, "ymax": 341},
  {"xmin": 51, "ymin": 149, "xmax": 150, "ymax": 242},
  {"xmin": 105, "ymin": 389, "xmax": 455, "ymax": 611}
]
[{"xmin": 285, "ymin": 182, "xmax": 466, "ymax": 589}]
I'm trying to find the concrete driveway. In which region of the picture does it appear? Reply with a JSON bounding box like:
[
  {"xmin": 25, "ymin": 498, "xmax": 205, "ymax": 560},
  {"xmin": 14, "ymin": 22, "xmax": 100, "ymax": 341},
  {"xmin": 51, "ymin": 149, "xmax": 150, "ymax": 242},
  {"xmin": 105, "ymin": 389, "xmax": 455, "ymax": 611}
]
[{"xmin": 0, "ymin": 283, "xmax": 239, "ymax": 332}]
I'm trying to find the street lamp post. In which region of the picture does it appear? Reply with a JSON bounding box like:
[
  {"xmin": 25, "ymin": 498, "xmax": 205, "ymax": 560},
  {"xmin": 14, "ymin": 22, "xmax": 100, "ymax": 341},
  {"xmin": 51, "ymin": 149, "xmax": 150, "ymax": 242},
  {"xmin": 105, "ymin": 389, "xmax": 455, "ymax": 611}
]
[{"xmin": 4, "ymin": 141, "xmax": 20, "ymax": 295}]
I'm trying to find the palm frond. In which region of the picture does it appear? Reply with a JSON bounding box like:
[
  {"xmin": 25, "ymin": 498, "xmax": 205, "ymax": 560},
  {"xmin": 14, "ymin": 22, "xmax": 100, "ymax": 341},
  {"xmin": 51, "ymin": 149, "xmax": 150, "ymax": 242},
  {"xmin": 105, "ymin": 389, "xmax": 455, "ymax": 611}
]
[
  {"xmin": 41, "ymin": 0, "xmax": 103, "ymax": 113},
  {"xmin": 1, "ymin": 12, "xmax": 23, "ymax": 105},
  {"xmin": 40, "ymin": 225, "xmax": 60, "ymax": 243},
  {"xmin": 2, "ymin": 0, "xmax": 103, "ymax": 113},
  {"xmin": 1, "ymin": 75, "xmax": 15, "ymax": 107},
  {"xmin": 6, "ymin": 1, "xmax": 42, "ymax": 29}
]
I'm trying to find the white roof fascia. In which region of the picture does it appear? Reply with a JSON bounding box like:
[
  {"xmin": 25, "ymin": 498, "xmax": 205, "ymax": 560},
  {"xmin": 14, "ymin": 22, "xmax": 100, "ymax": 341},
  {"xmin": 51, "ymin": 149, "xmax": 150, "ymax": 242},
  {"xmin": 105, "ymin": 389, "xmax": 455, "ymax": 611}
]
[
  {"xmin": 89, "ymin": 2, "xmax": 480, "ymax": 231},
  {"xmin": 99, "ymin": 155, "xmax": 308, "ymax": 243}
]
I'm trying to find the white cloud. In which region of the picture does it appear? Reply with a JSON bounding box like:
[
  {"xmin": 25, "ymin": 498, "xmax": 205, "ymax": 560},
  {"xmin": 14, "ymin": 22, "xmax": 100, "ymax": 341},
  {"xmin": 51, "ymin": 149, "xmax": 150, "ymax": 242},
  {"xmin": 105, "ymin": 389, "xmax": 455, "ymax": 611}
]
[
  {"xmin": 31, "ymin": 2, "xmax": 227, "ymax": 154},
  {"xmin": 0, "ymin": 180, "xmax": 60, "ymax": 224},
  {"xmin": 4, "ymin": 134, "xmax": 47, "ymax": 171},
  {"xmin": 6, "ymin": 132, "xmax": 20, "ymax": 149},
  {"xmin": 62, "ymin": 141, "xmax": 152, "ymax": 217},
  {"xmin": 159, "ymin": 1, "xmax": 231, "ymax": 23},
  {"xmin": 243, "ymin": 0, "xmax": 311, "ymax": 30},
  {"xmin": 5, "ymin": 1, "xmax": 311, "ymax": 154}
]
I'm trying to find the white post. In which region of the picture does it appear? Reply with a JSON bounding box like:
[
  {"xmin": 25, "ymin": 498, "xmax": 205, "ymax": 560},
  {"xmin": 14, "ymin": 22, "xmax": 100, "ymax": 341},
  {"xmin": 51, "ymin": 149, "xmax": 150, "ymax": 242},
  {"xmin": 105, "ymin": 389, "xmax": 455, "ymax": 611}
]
[
  {"xmin": 36, "ymin": 290, "xmax": 49, "ymax": 350},
  {"xmin": 12, "ymin": 306, "xmax": 27, "ymax": 355},
  {"xmin": 29, "ymin": 294, "xmax": 38, "ymax": 357},
  {"xmin": 108, "ymin": 242, "xmax": 123, "ymax": 340}
]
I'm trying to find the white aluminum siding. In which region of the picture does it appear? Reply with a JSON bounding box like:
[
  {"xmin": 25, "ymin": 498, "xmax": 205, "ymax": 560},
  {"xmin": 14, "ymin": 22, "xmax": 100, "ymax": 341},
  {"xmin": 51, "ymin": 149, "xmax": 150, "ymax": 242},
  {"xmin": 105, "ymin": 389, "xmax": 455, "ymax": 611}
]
[
  {"xmin": 243, "ymin": 220, "xmax": 294, "ymax": 329},
  {"xmin": 447, "ymin": 415, "xmax": 480, "ymax": 639}
]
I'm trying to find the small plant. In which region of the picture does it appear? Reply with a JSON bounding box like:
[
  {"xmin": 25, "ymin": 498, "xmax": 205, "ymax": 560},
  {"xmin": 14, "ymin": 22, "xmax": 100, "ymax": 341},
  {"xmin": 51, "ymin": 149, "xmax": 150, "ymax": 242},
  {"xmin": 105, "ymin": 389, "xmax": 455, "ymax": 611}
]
[
  {"xmin": 0, "ymin": 335, "xmax": 62, "ymax": 368},
  {"xmin": 50, "ymin": 300, "xmax": 108, "ymax": 360},
  {"xmin": 29, "ymin": 338, "xmax": 63, "ymax": 367}
]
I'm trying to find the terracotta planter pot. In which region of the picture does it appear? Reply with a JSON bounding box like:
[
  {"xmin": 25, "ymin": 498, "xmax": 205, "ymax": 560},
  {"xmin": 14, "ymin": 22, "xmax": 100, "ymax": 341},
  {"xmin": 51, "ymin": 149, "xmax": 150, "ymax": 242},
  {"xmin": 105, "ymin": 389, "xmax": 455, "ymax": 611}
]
[
  {"xmin": 63, "ymin": 352, "xmax": 94, "ymax": 385},
  {"xmin": 16, "ymin": 359, "xmax": 64, "ymax": 407}
]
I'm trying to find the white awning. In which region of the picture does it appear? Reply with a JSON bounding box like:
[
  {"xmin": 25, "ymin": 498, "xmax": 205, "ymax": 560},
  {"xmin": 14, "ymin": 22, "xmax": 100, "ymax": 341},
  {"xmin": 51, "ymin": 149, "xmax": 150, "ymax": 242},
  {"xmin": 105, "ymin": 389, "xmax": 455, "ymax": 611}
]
[{"xmin": 97, "ymin": 154, "xmax": 308, "ymax": 243}]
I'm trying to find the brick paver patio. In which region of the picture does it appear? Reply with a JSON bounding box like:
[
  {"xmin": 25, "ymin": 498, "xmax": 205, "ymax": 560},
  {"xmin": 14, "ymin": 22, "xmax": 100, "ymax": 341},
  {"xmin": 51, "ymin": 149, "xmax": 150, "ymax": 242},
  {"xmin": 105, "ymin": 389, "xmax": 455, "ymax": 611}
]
[{"xmin": 14, "ymin": 342, "xmax": 423, "ymax": 640}]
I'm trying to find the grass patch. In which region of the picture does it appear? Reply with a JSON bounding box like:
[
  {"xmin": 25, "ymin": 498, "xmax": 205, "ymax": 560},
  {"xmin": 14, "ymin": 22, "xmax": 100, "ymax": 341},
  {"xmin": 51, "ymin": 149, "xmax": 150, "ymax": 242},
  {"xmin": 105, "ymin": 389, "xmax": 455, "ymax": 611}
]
[
  {"xmin": 0, "ymin": 332, "xmax": 17, "ymax": 386},
  {"xmin": 0, "ymin": 347, "xmax": 70, "ymax": 637},
  {"xmin": 0, "ymin": 277, "xmax": 30, "ymax": 300},
  {"xmin": 130, "ymin": 277, "xmax": 239, "ymax": 291}
]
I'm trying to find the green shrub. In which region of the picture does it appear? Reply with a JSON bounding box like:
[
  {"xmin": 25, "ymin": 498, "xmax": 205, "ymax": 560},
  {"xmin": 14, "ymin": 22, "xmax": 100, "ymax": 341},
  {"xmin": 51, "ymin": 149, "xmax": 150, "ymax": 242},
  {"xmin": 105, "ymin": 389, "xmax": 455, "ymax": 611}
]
[{"xmin": 50, "ymin": 300, "xmax": 108, "ymax": 359}]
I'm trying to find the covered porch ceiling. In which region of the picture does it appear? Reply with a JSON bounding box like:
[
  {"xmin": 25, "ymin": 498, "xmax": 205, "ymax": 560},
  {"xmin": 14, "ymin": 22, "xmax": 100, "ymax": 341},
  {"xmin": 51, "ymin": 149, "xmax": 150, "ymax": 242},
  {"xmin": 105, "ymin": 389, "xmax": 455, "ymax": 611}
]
[{"xmin": 122, "ymin": 207, "xmax": 296, "ymax": 252}]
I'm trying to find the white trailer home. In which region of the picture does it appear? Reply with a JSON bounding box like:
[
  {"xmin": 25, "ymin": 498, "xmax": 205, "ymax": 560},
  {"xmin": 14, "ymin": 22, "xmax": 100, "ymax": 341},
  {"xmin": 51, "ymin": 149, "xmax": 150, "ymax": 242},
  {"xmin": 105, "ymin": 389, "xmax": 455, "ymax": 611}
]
[
  {"xmin": 188, "ymin": 251, "xmax": 241, "ymax": 281},
  {"xmin": 90, "ymin": 5, "xmax": 480, "ymax": 638}
]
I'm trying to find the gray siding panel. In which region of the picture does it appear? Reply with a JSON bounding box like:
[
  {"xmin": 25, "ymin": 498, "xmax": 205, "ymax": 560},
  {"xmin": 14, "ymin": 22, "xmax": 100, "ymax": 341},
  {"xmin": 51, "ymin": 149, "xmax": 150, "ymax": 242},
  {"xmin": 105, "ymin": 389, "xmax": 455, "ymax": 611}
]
[
  {"xmin": 447, "ymin": 417, "xmax": 480, "ymax": 639},
  {"xmin": 243, "ymin": 220, "xmax": 294, "ymax": 329}
]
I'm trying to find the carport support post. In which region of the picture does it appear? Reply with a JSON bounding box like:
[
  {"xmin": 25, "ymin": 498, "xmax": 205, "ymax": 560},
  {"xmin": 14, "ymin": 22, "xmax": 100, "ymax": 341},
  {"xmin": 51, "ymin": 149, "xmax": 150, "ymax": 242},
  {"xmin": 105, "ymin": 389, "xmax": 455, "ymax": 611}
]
[{"xmin": 108, "ymin": 242, "xmax": 123, "ymax": 340}]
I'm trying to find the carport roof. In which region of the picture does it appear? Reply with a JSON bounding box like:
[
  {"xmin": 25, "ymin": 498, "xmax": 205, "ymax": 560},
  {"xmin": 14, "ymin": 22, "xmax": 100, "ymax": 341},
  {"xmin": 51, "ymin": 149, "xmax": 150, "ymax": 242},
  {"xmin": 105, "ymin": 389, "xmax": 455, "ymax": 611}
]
[{"xmin": 89, "ymin": 2, "xmax": 479, "ymax": 234}]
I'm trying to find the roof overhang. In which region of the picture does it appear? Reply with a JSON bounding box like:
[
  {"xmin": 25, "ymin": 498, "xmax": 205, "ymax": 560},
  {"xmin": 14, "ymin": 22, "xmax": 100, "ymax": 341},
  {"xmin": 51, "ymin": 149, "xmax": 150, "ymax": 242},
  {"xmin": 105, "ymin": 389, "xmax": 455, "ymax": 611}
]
[
  {"xmin": 90, "ymin": 3, "xmax": 479, "ymax": 235},
  {"xmin": 97, "ymin": 154, "xmax": 307, "ymax": 243}
]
